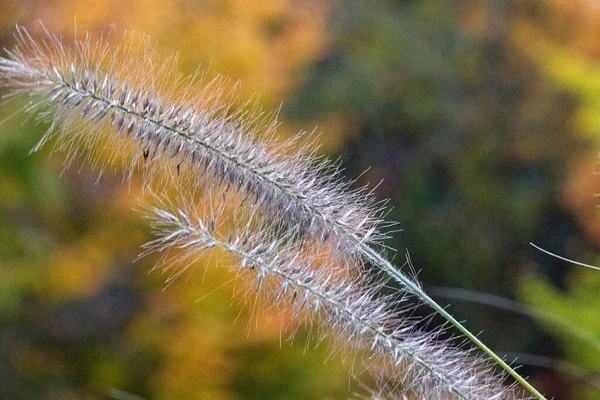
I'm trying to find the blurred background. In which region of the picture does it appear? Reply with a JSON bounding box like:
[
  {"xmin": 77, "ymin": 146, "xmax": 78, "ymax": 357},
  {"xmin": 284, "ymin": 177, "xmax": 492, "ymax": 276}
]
[{"xmin": 1, "ymin": 0, "xmax": 600, "ymax": 399}]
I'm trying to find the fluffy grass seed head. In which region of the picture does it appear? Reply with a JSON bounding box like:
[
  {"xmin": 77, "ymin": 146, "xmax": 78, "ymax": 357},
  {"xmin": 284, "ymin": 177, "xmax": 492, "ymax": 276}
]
[
  {"xmin": 0, "ymin": 23, "xmax": 392, "ymax": 263},
  {"xmin": 141, "ymin": 193, "xmax": 517, "ymax": 400},
  {"xmin": 0, "ymin": 23, "xmax": 533, "ymax": 399}
]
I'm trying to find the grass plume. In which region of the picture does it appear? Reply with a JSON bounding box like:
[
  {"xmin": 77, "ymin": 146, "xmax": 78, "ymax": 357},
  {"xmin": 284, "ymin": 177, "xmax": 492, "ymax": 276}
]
[
  {"xmin": 141, "ymin": 194, "xmax": 511, "ymax": 399},
  {"xmin": 0, "ymin": 23, "xmax": 545, "ymax": 399}
]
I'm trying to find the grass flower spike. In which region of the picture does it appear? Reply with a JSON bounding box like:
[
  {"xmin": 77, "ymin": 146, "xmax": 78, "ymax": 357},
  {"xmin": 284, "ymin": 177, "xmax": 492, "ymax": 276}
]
[
  {"xmin": 0, "ymin": 23, "xmax": 545, "ymax": 399},
  {"xmin": 141, "ymin": 194, "xmax": 511, "ymax": 400},
  {"xmin": 0, "ymin": 24, "xmax": 389, "ymax": 258}
]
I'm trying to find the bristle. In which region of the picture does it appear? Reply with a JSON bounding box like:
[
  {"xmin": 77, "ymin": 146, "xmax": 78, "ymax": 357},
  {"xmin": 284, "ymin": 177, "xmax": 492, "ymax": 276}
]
[
  {"xmin": 0, "ymin": 23, "xmax": 537, "ymax": 400},
  {"xmin": 141, "ymin": 194, "xmax": 515, "ymax": 400},
  {"xmin": 0, "ymin": 24, "xmax": 391, "ymax": 266}
]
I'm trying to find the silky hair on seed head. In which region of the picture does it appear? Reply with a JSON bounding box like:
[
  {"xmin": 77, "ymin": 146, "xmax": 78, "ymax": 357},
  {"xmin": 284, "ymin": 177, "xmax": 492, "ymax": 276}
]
[
  {"xmin": 141, "ymin": 191, "xmax": 513, "ymax": 400},
  {"xmin": 0, "ymin": 22, "xmax": 543, "ymax": 399},
  {"xmin": 0, "ymin": 23, "xmax": 392, "ymax": 260}
]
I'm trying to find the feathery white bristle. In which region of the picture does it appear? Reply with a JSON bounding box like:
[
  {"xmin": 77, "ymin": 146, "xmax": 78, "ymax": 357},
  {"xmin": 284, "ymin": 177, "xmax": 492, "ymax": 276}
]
[
  {"xmin": 0, "ymin": 24, "xmax": 393, "ymax": 264},
  {"xmin": 140, "ymin": 194, "xmax": 515, "ymax": 400},
  {"xmin": 0, "ymin": 23, "xmax": 531, "ymax": 399}
]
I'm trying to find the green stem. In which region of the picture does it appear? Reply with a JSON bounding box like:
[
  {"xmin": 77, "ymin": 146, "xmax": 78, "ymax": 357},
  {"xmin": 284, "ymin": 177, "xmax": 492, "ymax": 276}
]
[{"xmin": 362, "ymin": 244, "xmax": 547, "ymax": 400}]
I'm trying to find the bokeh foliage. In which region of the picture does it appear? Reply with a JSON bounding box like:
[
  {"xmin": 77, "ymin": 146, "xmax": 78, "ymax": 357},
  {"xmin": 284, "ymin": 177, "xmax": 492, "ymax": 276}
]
[{"xmin": 1, "ymin": 1, "xmax": 599, "ymax": 399}]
